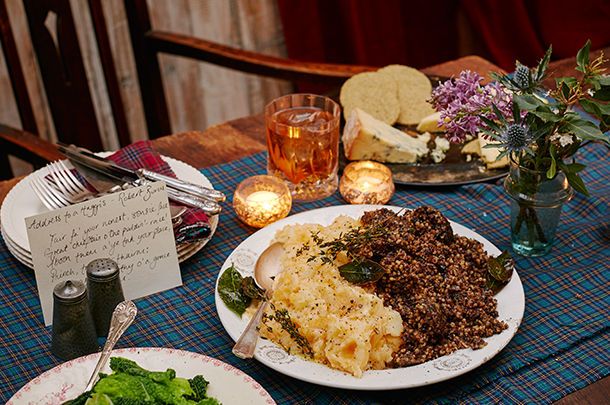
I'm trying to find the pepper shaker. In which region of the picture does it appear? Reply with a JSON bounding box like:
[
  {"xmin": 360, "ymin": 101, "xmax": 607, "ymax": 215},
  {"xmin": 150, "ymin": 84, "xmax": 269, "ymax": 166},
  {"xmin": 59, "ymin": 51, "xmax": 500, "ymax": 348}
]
[
  {"xmin": 87, "ymin": 258, "xmax": 125, "ymax": 337},
  {"xmin": 51, "ymin": 280, "xmax": 99, "ymax": 360}
]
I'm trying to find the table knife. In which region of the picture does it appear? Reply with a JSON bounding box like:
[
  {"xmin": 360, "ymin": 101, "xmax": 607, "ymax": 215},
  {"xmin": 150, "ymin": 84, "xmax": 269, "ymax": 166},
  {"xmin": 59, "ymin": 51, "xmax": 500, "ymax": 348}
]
[
  {"xmin": 57, "ymin": 142, "xmax": 226, "ymax": 203},
  {"xmin": 71, "ymin": 161, "xmax": 187, "ymax": 220},
  {"xmin": 70, "ymin": 159, "xmax": 222, "ymax": 215}
]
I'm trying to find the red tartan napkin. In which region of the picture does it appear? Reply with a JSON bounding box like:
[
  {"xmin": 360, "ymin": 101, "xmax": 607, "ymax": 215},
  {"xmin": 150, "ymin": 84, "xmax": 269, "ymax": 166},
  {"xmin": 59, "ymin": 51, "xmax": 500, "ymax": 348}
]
[{"xmin": 106, "ymin": 141, "xmax": 212, "ymax": 244}]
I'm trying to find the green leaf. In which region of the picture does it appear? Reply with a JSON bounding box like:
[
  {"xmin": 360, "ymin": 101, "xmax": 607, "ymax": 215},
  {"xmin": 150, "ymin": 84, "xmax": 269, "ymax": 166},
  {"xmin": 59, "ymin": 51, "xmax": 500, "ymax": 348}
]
[
  {"xmin": 479, "ymin": 128, "xmax": 503, "ymax": 142},
  {"xmin": 555, "ymin": 77, "xmax": 578, "ymax": 88},
  {"xmin": 547, "ymin": 144, "xmax": 557, "ymax": 179},
  {"xmin": 514, "ymin": 94, "xmax": 543, "ymax": 111},
  {"xmin": 512, "ymin": 100, "xmax": 521, "ymax": 123},
  {"xmin": 586, "ymin": 75, "xmax": 610, "ymax": 91},
  {"xmin": 479, "ymin": 115, "xmax": 503, "ymax": 133},
  {"xmin": 562, "ymin": 116, "xmax": 609, "ymax": 143},
  {"xmin": 486, "ymin": 251, "xmax": 514, "ymax": 294},
  {"xmin": 338, "ymin": 259, "xmax": 385, "ymax": 285},
  {"xmin": 600, "ymin": 115, "xmax": 610, "ymax": 132},
  {"xmin": 559, "ymin": 162, "xmax": 589, "ymax": 196},
  {"xmin": 575, "ymin": 39, "xmax": 591, "ymax": 73},
  {"xmin": 566, "ymin": 171, "xmax": 589, "ymax": 196},
  {"xmin": 593, "ymin": 86, "xmax": 610, "ymax": 101},
  {"xmin": 218, "ymin": 264, "xmax": 252, "ymax": 317},
  {"xmin": 491, "ymin": 103, "xmax": 508, "ymax": 126},
  {"xmin": 241, "ymin": 276, "xmax": 265, "ymax": 300},
  {"xmin": 535, "ymin": 45, "xmax": 553, "ymax": 81},
  {"xmin": 579, "ymin": 98, "xmax": 610, "ymax": 117},
  {"xmin": 565, "ymin": 162, "xmax": 586, "ymax": 173},
  {"xmin": 560, "ymin": 81, "xmax": 571, "ymax": 99},
  {"xmin": 527, "ymin": 119, "xmax": 554, "ymax": 140},
  {"xmin": 529, "ymin": 110, "xmax": 562, "ymax": 122}
]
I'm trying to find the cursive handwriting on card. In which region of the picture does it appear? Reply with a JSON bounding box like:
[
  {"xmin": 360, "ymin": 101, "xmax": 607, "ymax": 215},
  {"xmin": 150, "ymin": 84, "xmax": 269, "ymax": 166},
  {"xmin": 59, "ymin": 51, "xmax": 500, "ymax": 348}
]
[{"xmin": 25, "ymin": 181, "xmax": 182, "ymax": 325}]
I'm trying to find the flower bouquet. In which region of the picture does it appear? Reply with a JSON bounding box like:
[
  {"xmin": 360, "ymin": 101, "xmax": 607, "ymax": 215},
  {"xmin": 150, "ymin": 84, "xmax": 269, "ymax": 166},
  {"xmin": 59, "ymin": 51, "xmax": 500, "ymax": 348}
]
[{"xmin": 430, "ymin": 41, "xmax": 610, "ymax": 256}]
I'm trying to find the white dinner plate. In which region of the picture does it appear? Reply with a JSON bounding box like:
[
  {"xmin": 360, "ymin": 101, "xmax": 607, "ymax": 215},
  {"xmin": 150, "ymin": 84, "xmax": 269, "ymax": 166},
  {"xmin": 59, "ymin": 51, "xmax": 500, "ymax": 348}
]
[
  {"xmin": 0, "ymin": 155, "xmax": 218, "ymax": 266},
  {"xmin": 1, "ymin": 226, "xmax": 33, "ymax": 267},
  {"xmin": 2, "ymin": 229, "xmax": 204, "ymax": 268},
  {"xmin": 8, "ymin": 347, "xmax": 275, "ymax": 404},
  {"xmin": 215, "ymin": 205, "xmax": 525, "ymax": 390}
]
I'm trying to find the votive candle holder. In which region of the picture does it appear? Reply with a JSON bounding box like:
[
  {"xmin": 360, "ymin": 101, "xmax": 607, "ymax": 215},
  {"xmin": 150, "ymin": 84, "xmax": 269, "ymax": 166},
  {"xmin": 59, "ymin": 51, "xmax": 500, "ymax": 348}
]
[
  {"xmin": 233, "ymin": 175, "xmax": 292, "ymax": 228},
  {"xmin": 339, "ymin": 161, "xmax": 395, "ymax": 204}
]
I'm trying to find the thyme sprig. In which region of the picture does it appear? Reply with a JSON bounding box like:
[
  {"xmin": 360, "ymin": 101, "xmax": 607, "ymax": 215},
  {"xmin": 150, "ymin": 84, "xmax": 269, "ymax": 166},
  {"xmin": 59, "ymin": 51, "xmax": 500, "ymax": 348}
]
[
  {"xmin": 262, "ymin": 302, "xmax": 314, "ymax": 358},
  {"xmin": 307, "ymin": 221, "xmax": 388, "ymax": 264}
]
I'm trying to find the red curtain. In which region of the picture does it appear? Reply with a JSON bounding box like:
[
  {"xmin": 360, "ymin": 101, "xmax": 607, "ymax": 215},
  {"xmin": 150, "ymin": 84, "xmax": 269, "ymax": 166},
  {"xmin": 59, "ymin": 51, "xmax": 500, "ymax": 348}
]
[
  {"xmin": 278, "ymin": 0, "xmax": 610, "ymax": 72},
  {"xmin": 277, "ymin": 0, "xmax": 461, "ymax": 69},
  {"xmin": 461, "ymin": 0, "xmax": 610, "ymax": 69}
]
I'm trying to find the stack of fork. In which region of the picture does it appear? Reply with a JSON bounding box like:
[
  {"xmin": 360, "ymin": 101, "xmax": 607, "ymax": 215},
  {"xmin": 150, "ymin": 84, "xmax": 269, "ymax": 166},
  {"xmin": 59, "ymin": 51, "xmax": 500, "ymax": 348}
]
[{"xmin": 30, "ymin": 161, "xmax": 185, "ymax": 226}]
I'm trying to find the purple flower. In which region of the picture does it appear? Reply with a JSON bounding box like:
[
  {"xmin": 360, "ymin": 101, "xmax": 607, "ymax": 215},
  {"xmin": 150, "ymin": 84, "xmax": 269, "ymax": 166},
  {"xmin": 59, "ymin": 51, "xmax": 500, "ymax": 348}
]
[{"xmin": 430, "ymin": 71, "xmax": 513, "ymax": 143}]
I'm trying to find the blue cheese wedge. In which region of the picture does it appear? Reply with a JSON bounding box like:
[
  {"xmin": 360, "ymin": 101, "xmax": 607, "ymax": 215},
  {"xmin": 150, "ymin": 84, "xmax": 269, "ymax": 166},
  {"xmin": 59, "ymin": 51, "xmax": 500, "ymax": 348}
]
[{"xmin": 343, "ymin": 108, "xmax": 430, "ymax": 163}]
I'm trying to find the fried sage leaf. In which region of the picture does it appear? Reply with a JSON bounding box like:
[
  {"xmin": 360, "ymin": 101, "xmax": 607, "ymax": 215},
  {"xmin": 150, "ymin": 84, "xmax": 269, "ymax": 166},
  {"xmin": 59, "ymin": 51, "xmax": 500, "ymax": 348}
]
[
  {"xmin": 218, "ymin": 264, "xmax": 251, "ymax": 317},
  {"xmin": 338, "ymin": 259, "xmax": 385, "ymax": 285},
  {"xmin": 486, "ymin": 251, "xmax": 514, "ymax": 293},
  {"xmin": 242, "ymin": 276, "xmax": 265, "ymax": 300}
]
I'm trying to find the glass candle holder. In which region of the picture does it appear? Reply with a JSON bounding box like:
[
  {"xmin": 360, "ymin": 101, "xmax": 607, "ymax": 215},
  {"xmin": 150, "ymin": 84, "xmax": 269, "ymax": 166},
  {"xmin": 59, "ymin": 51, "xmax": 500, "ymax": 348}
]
[
  {"xmin": 233, "ymin": 175, "xmax": 292, "ymax": 228},
  {"xmin": 339, "ymin": 161, "xmax": 395, "ymax": 205}
]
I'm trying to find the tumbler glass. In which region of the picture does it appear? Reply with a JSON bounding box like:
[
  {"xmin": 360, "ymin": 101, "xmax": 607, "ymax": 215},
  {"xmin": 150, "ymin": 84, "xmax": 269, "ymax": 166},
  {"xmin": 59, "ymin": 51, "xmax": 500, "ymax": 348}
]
[{"xmin": 265, "ymin": 94, "xmax": 340, "ymax": 201}]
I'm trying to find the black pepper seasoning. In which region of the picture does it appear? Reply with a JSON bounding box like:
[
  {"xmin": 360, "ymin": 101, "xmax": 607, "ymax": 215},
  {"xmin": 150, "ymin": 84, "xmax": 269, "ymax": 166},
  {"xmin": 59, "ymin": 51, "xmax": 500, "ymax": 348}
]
[
  {"xmin": 51, "ymin": 280, "xmax": 99, "ymax": 360},
  {"xmin": 86, "ymin": 258, "xmax": 125, "ymax": 337}
]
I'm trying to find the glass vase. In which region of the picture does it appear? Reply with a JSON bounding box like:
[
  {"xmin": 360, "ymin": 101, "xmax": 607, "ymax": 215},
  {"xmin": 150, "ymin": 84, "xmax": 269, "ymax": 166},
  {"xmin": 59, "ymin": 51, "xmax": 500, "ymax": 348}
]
[{"xmin": 503, "ymin": 159, "xmax": 573, "ymax": 257}]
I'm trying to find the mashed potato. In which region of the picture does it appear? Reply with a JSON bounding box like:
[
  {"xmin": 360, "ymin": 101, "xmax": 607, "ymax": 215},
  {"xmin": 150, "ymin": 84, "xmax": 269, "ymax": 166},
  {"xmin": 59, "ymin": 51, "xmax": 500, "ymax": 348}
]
[{"xmin": 259, "ymin": 216, "xmax": 403, "ymax": 377}]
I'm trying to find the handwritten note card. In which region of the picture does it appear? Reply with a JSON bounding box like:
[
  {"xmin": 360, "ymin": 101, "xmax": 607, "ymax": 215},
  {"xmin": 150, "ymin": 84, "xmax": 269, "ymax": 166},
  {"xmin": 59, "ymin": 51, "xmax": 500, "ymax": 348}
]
[{"xmin": 25, "ymin": 181, "xmax": 181, "ymax": 325}]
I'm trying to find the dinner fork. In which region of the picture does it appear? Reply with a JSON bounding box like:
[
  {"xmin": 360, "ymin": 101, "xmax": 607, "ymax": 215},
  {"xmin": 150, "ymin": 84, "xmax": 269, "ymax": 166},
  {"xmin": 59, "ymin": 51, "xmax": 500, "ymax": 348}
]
[
  {"xmin": 30, "ymin": 161, "xmax": 187, "ymax": 223},
  {"xmin": 29, "ymin": 170, "xmax": 73, "ymax": 210},
  {"xmin": 47, "ymin": 160, "xmax": 99, "ymax": 203},
  {"xmin": 29, "ymin": 162, "xmax": 97, "ymax": 210}
]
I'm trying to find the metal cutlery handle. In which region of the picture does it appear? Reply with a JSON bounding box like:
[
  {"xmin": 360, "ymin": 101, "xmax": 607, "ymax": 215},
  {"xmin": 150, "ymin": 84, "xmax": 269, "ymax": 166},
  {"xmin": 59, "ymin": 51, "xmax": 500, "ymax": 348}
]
[
  {"xmin": 84, "ymin": 301, "xmax": 137, "ymax": 392},
  {"xmin": 166, "ymin": 187, "xmax": 222, "ymax": 215},
  {"xmin": 232, "ymin": 300, "xmax": 268, "ymax": 359},
  {"xmin": 137, "ymin": 169, "xmax": 226, "ymax": 202}
]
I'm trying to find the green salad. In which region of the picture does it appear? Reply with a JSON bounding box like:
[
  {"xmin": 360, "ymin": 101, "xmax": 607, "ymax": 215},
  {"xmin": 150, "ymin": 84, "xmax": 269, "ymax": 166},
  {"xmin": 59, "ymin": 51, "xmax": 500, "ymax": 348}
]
[{"xmin": 64, "ymin": 357, "xmax": 221, "ymax": 405}]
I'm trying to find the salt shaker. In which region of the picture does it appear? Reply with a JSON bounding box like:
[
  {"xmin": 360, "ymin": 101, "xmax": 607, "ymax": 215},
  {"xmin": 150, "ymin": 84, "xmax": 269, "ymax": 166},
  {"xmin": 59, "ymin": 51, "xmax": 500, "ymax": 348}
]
[
  {"xmin": 51, "ymin": 280, "xmax": 99, "ymax": 360},
  {"xmin": 87, "ymin": 258, "xmax": 125, "ymax": 337}
]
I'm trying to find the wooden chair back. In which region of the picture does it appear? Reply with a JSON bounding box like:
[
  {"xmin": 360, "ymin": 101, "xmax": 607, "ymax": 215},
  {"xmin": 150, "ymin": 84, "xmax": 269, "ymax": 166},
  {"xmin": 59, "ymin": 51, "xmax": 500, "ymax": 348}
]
[
  {"xmin": 0, "ymin": 0, "xmax": 373, "ymax": 179},
  {"xmin": 1, "ymin": 0, "xmax": 131, "ymax": 151}
]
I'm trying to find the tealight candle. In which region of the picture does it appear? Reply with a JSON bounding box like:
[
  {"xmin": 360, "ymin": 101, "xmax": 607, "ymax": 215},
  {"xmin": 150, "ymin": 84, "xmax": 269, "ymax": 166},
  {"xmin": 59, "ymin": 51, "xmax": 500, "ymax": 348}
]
[
  {"xmin": 339, "ymin": 161, "xmax": 395, "ymax": 204},
  {"xmin": 233, "ymin": 175, "xmax": 292, "ymax": 228}
]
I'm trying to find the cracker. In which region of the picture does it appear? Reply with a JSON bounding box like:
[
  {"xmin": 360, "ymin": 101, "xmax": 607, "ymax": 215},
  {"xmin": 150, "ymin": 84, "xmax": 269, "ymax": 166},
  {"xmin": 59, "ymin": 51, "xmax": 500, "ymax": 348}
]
[
  {"xmin": 340, "ymin": 72, "xmax": 400, "ymax": 125},
  {"xmin": 378, "ymin": 65, "xmax": 436, "ymax": 125}
]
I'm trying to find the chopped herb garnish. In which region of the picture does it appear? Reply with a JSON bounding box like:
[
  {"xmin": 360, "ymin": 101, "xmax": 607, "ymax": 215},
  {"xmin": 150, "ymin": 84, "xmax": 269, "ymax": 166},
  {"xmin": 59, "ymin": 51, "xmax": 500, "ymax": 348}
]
[{"xmin": 263, "ymin": 302, "xmax": 314, "ymax": 358}]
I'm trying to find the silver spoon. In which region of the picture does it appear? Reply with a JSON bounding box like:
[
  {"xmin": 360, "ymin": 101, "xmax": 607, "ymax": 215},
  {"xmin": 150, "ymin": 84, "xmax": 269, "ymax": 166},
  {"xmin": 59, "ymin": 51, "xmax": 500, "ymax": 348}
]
[
  {"xmin": 232, "ymin": 242, "xmax": 283, "ymax": 359},
  {"xmin": 84, "ymin": 301, "xmax": 137, "ymax": 392}
]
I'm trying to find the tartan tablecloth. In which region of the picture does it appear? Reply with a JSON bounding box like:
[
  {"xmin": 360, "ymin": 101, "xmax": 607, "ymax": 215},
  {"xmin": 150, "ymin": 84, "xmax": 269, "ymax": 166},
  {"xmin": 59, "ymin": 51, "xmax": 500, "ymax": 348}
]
[{"xmin": 1, "ymin": 143, "xmax": 608, "ymax": 404}]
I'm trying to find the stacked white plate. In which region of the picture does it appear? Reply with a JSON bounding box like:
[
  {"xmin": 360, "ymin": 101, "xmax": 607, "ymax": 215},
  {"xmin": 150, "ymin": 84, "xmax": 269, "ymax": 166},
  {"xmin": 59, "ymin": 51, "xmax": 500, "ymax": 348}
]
[{"xmin": 0, "ymin": 156, "xmax": 219, "ymax": 269}]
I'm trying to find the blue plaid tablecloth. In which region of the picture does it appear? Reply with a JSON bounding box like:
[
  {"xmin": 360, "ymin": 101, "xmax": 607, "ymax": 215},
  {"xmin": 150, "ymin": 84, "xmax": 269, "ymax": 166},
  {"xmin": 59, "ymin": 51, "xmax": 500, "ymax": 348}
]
[{"xmin": 1, "ymin": 143, "xmax": 608, "ymax": 404}]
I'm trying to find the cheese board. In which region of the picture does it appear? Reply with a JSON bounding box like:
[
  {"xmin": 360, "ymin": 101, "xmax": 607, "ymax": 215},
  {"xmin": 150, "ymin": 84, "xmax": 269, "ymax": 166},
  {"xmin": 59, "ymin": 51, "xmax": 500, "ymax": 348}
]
[{"xmin": 339, "ymin": 72, "xmax": 509, "ymax": 187}]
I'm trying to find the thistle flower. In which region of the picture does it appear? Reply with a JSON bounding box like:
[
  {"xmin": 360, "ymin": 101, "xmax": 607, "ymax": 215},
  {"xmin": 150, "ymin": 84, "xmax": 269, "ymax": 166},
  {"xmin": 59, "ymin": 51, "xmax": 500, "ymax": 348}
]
[
  {"xmin": 500, "ymin": 123, "xmax": 532, "ymax": 152},
  {"xmin": 513, "ymin": 64, "xmax": 530, "ymax": 89}
]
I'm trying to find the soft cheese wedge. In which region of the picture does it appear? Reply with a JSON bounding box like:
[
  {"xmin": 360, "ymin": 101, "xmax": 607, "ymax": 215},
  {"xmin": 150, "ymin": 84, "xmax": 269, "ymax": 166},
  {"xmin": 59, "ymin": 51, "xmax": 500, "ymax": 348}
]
[
  {"xmin": 416, "ymin": 111, "xmax": 446, "ymax": 133},
  {"xmin": 343, "ymin": 108, "xmax": 430, "ymax": 163},
  {"xmin": 460, "ymin": 135, "xmax": 509, "ymax": 169}
]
